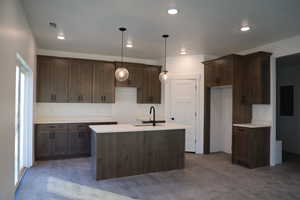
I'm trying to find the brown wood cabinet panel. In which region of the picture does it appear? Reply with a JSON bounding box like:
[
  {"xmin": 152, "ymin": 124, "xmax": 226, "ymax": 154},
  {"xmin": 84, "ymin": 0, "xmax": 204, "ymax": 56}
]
[
  {"xmin": 37, "ymin": 56, "xmax": 69, "ymax": 102},
  {"xmin": 69, "ymin": 60, "xmax": 93, "ymax": 103},
  {"xmin": 92, "ymin": 129, "xmax": 185, "ymax": 180},
  {"xmin": 203, "ymin": 55, "xmax": 233, "ymax": 87},
  {"xmin": 37, "ymin": 58, "xmax": 53, "ymax": 102},
  {"xmin": 52, "ymin": 131, "xmax": 69, "ymax": 156},
  {"xmin": 232, "ymin": 126, "xmax": 270, "ymax": 168},
  {"xmin": 115, "ymin": 62, "xmax": 143, "ymax": 88},
  {"xmin": 35, "ymin": 122, "xmax": 117, "ymax": 160},
  {"xmin": 232, "ymin": 56, "xmax": 252, "ymax": 124},
  {"xmin": 137, "ymin": 66, "xmax": 161, "ymax": 104},
  {"xmin": 93, "ymin": 62, "xmax": 115, "ymax": 103},
  {"xmin": 242, "ymin": 52, "xmax": 271, "ymax": 104},
  {"xmin": 143, "ymin": 130, "xmax": 185, "ymax": 173},
  {"xmin": 35, "ymin": 129, "xmax": 52, "ymax": 159}
]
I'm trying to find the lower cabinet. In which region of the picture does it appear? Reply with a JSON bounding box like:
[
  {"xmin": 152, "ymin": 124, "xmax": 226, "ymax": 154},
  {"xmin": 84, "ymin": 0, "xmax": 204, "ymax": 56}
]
[
  {"xmin": 232, "ymin": 126, "xmax": 270, "ymax": 168},
  {"xmin": 35, "ymin": 122, "xmax": 117, "ymax": 160}
]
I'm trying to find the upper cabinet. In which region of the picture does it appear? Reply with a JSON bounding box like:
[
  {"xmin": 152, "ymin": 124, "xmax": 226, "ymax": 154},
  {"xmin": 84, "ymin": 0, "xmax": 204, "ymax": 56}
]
[
  {"xmin": 137, "ymin": 65, "xmax": 161, "ymax": 104},
  {"xmin": 115, "ymin": 62, "xmax": 143, "ymax": 88},
  {"xmin": 69, "ymin": 60, "xmax": 93, "ymax": 103},
  {"xmin": 242, "ymin": 52, "xmax": 271, "ymax": 104},
  {"xmin": 93, "ymin": 62, "xmax": 115, "ymax": 103},
  {"xmin": 36, "ymin": 56, "xmax": 161, "ymax": 104},
  {"xmin": 203, "ymin": 55, "xmax": 233, "ymax": 87},
  {"xmin": 37, "ymin": 56, "xmax": 69, "ymax": 103}
]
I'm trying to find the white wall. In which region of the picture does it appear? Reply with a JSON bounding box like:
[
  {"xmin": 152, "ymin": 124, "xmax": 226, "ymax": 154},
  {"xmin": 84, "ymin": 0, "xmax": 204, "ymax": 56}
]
[
  {"xmin": 239, "ymin": 35, "xmax": 300, "ymax": 166},
  {"xmin": 0, "ymin": 0, "xmax": 36, "ymax": 199},
  {"xmin": 165, "ymin": 54, "xmax": 215, "ymax": 154},
  {"xmin": 36, "ymin": 88, "xmax": 164, "ymax": 123},
  {"xmin": 210, "ymin": 86, "xmax": 232, "ymax": 154}
]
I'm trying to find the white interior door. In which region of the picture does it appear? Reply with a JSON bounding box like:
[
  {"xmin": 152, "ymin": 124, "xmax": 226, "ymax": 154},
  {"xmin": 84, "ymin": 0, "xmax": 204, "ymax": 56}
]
[{"xmin": 170, "ymin": 79, "xmax": 197, "ymax": 152}]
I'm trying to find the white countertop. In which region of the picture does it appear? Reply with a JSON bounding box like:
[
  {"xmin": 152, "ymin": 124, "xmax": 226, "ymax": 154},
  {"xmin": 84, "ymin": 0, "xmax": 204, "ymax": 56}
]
[
  {"xmin": 89, "ymin": 123, "xmax": 187, "ymax": 133},
  {"xmin": 35, "ymin": 116, "xmax": 117, "ymax": 124},
  {"xmin": 233, "ymin": 123, "xmax": 271, "ymax": 128}
]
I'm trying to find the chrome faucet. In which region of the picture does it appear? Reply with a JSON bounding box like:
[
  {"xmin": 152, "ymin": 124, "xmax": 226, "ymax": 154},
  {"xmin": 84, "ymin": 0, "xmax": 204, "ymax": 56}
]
[{"xmin": 150, "ymin": 106, "xmax": 156, "ymax": 126}]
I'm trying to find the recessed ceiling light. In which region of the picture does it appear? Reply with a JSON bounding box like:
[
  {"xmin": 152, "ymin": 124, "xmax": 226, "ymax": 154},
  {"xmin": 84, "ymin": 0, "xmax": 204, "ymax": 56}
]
[
  {"xmin": 180, "ymin": 49, "xmax": 187, "ymax": 55},
  {"xmin": 57, "ymin": 35, "xmax": 65, "ymax": 40},
  {"xmin": 240, "ymin": 26, "xmax": 250, "ymax": 32},
  {"xmin": 168, "ymin": 8, "xmax": 178, "ymax": 15},
  {"xmin": 126, "ymin": 42, "xmax": 133, "ymax": 48}
]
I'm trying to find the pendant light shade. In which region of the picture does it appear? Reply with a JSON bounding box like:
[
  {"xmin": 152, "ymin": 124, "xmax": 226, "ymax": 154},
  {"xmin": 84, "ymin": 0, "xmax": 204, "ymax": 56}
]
[
  {"xmin": 115, "ymin": 67, "xmax": 129, "ymax": 81},
  {"xmin": 115, "ymin": 27, "xmax": 129, "ymax": 82},
  {"xmin": 159, "ymin": 34, "xmax": 169, "ymax": 83}
]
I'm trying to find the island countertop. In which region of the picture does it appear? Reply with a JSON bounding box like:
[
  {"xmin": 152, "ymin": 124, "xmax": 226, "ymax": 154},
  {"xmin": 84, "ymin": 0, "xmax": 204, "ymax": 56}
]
[{"xmin": 89, "ymin": 123, "xmax": 187, "ymax": 133}]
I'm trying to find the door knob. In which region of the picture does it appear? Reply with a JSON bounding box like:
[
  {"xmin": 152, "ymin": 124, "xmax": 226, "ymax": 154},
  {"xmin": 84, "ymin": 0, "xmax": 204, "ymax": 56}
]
[{"xmin": 171, "ymin": 117, "xmax": 175, "ymax": 120}]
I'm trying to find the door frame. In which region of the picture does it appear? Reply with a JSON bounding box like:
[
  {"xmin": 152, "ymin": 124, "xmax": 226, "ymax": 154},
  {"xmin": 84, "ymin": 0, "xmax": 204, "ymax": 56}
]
[{"xmin": 164, "ymin": 73, "xmax": 203, "ymax": 154}]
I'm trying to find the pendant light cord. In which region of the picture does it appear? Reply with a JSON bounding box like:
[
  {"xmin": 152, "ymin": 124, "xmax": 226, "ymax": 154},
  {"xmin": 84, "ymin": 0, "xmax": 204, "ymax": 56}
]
[
  {"xmin": 164, "ymin": 37, "xmax": 167, "ymax": 72},
  {"xmin": 121, "ymin": 30, "xmax": 124, "ymax": 68}
]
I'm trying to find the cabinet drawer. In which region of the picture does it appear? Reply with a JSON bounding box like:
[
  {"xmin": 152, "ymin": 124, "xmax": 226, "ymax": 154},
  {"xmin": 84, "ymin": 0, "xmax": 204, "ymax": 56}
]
[{"xmin": 36, "ymin": 124, "xmax": 68, "ymax": 132}]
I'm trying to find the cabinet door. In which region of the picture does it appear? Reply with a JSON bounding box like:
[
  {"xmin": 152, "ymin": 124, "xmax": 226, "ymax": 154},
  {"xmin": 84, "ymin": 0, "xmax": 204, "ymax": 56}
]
[
  {"xmin": 37, "ymin": 57, "xmax": 54, "ymax": 102},
  {"xmin": 233, "ymin": 127, "xmax": 249, "ymax": 164},
  {"xmin": 52, "ymin": 58, "xmax": 69, "ymax": 102},
  {"xmin": 102, "ymin": 63, "xmax": 115, "ymax": 103},
  {"xmin": 150, "ymin": 67, "xmax": 161, "ymax": 103},
  {"xmin": 93, "ymin": 62, "xmax": 115, "ymax": 103},
  {"xmin": 217, "ymin": 58, "xmax": 233, "ymax": 86},
  {"xmin": 204, "ymin": 63, "xmax": 217, "ymax": 87},
  {"xmin": 52, "ymin": 131, "xmax": 69, "ymax": 156},
  {"xmin": 35, "ymin": 129, "xmax": 53, "ymax": 159},
  {"xmin": 70, "ymin": 132, "xmax": 90, "ymax": 155},
  {"xmin": 69, "ymin": 60, "xmax": 93, "ymax": 103},
  {"xmin": 243, "ymin": 53, "xmax": 270, "ymax": 104}
]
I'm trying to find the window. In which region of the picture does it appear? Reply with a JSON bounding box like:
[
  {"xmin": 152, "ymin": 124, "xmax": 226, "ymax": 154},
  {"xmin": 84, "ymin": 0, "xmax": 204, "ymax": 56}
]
[{"xmin": 15, "ymin": 54, "xmax": 33, "ymax": 186}]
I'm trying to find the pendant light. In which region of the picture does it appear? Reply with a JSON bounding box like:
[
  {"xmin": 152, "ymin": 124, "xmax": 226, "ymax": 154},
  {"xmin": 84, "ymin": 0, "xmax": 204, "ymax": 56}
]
[
  {"xmin": 115, "ymin": 27, "xmax": 129, "ymax": 82},
  {"xmin": 159, "ymin": 34, "xmax": 169, "ymax": 83}
]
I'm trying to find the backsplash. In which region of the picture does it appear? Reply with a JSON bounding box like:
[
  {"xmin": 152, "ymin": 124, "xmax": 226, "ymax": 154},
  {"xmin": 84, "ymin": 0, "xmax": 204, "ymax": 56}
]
[{"xmin": 35, "ymin": 87, "xmax": 164, "ymax": 123}]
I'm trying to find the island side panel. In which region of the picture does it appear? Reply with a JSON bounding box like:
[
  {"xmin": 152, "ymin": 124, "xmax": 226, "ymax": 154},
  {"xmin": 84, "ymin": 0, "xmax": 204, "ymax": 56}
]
[
  {"xmin": 94, "ymin": 131, "xmax": 144, "ymax": 180},
  {"xmin": 92, "ymin": 129, "xmax": 185, "ymax": 180},
  {"xmin": 143, "ymin": 129, "xmax": 185, "ymax": 173}
]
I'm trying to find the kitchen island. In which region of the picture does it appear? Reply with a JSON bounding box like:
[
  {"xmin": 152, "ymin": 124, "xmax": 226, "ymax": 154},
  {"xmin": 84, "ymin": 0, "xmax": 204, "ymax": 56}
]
[{"xmin": 89, "ymin": 123, "xmax": 186, "ymax": 180}]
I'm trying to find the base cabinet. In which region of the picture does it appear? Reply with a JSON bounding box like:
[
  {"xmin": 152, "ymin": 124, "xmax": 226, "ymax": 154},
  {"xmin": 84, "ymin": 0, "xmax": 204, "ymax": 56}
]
[
  {"xmin": 35, "ymin": 122, "xmax": 117, "ymax": 160},
  {"xmin": 232, "ymin": 126, "xmax": 270, "ymax": 168}
]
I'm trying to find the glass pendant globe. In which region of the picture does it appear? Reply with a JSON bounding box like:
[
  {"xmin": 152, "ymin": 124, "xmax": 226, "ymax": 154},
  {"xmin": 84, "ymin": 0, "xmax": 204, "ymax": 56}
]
[
  {"xmin": 115, "ymin": 67, "xmax": 129, "ymax": 82},
  {"xmin": 159, "ymin": 71, "xmax": 168, "ymax": 83}
]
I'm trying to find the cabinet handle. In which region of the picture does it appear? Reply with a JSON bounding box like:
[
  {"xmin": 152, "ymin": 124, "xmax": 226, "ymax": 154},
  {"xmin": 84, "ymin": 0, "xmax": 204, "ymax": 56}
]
[
  {"xmin": 52, "ymin": 132, "xmax": 56, "ymax": 139},
  {"xmin": 51, "ymin": 94, "xmax": 55, "ymax": 101},
  {"xmin": 103, "ymin": 96, "xmax": 106, "ymax": 102},
  {"xmin": 53, "ymin": 94, "xmax": 57, "ymax": 101}
]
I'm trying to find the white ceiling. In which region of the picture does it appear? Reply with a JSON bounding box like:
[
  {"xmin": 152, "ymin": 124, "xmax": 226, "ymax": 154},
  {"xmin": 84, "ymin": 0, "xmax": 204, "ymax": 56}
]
[{"xmin": 22, "ymin": 0, "xmax": 300, "ymax": 59}]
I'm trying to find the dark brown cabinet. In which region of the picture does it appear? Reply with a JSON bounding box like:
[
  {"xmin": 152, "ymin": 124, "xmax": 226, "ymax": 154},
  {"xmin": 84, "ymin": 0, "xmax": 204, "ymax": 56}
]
[
  {"xmin": 35, "ymin": 124, "xmax": 69, "ymax": 160},
  {"xmin": 115, "ymin": 62, "xmax": 143, "ymax": 88},
  {"xmin": 69, "ymin": 124, "xmax": 90, "ymax": 155},
  {"xmin": 232, "ymin": 126, "xmax": 270, "ymax": 168},
  {"xmin": 35, "ymin": 122, "xmax": 117, "ymax": 160},
  {"xmin": 69, "ymin": 60, "xmax": 93, "ymax": 103},
  {"xmin": 242, "ymin": 52, "xmax": 271, "ymax": 104},
  {"xmin": 37, "ymin": 56, "xmax": 69, "ymax": 102},
  {"xmin": 93, "ymin": 62, "xmax": 115, "ymax": 103},
  {"xmin": 37, "ymin": 56, "xmax": 162, "ymax": 104},
  {"xmin": 138, "ymin": 66, "xmax": 161, "ymax": 104},
  {"xmin": 204, "ymin": 56, "xmax": 233, "ymax": 87}
]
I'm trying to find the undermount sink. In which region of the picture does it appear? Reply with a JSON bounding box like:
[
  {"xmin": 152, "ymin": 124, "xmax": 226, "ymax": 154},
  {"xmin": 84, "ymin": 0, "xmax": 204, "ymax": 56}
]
[{"xmin": 134, "ymin": 123, "xmax": 165, "ymax": 127}]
